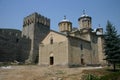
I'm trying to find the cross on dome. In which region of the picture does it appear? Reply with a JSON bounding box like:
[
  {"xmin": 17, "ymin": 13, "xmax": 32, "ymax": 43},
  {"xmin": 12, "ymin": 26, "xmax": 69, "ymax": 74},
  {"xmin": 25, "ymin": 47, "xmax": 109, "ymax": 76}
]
[
  {"xmin": 60, "ymin": 15, "xmax": 71, "ymax": 22},
  {"xmin": 64, "ymin": 15, "xmax": 66, "ymax": 20},
  {"xmin": 80, "ymin": 10, "xmax": 89, "ymax": 17},
  {"xmin": 83, "ymin": 10, "xmax": 85, "ymax": 15}
]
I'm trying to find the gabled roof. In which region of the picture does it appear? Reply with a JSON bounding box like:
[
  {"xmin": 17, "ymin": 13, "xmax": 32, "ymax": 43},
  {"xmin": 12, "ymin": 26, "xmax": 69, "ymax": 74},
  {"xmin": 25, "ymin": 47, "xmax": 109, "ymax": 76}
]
[
  {"xmin": 50, "ymin": 29, "xmax": 67, "ymax": 36},
  {"xmin": 41, "ymin": 29, "xmax": 92, "ymax": 45},
  {"xmin": 50, "ymin": 30, "xmax": 90, "ymax": 43},
  {"xmin": 41, "ymin": 30, "xmax": 68, "ymax": 44}
]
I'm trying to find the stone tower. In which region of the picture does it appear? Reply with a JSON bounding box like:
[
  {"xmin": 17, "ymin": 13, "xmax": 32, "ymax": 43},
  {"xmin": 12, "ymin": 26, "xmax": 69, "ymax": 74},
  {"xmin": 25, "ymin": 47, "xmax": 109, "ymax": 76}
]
[
  {"xmin": 22, "ymin": 12, "xmax": 50, "ymax": 63},
  {"xmin": 58, "ymin": 16, "xmax": 72, "ymax": 33},
  {"xmin": 96, "ymin": 25, "xmax": 105, "ymax": 65},
  {"xmin": 78, "ymin": 10, "xmax": 92, "ymax": 29}
]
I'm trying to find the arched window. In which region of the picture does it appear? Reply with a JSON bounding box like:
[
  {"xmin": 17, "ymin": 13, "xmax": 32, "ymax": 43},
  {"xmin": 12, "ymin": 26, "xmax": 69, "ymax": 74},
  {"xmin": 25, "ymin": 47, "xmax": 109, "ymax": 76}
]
[
  {"xmin": 80, "ymin": 44, "xmax": 83, "ymax": 50},
  {"xmin": 50, "ymin": 37, "xmax": 53, "ymax": 44}
]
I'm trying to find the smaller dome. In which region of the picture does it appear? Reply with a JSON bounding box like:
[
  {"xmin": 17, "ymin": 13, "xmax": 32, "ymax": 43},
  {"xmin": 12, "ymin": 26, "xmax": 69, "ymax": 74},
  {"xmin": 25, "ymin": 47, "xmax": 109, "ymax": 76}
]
[
  {"xmin": 61, "ymin": 19, "xmax": 70, "ymax": 22},
  {"xmin": 60, "ymin": 16, "xmax": 71, "ymax": 23},
  {"xmin": 58, "ymin": 16, "xmax": 72, "ymax": 32},
  {"xmin": 96, "ymin": 31, "xmax": 103, "ymax": 35}
]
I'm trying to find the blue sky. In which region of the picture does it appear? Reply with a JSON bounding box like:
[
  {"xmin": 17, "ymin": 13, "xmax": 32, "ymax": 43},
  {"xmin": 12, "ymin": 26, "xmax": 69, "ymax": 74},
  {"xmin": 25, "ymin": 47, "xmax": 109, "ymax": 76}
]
[{"xmin": 0, "ymin": 0, "xmax": 120, "ymax": 33}]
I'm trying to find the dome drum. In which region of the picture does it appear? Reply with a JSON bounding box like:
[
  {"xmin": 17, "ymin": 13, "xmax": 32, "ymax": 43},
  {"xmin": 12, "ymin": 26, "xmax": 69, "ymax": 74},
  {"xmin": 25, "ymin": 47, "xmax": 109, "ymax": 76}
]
[{"xmin": 58, "ymin": 16, "xmax": 72, "ymax": 32}]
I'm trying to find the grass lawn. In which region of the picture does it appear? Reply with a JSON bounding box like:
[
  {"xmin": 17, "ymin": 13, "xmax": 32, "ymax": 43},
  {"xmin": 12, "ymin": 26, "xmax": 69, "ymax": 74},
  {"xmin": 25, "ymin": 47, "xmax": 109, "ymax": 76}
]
[{"xmin": 82, "ymin": 67, "xmax": 120, "ymax": 80}]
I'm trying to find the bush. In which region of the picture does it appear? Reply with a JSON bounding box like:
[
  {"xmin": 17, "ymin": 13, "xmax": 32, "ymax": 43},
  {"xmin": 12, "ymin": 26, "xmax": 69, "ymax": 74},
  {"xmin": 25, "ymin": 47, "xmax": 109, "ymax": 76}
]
[{"xmin": 83, "ymin": 72, "xmax": 120, "ymax": 80}]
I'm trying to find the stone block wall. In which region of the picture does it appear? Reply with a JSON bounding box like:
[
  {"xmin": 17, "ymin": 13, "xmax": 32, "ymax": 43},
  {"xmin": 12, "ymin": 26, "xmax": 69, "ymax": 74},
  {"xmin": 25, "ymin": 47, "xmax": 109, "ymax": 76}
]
[
  {"xmin": 68, "ymin": 36, "xmax": 93, "ymax": 66},
  {"xmin": 0, "ymin": 29, "xmax": 21, "ymax": 62},
  {"xmin": 39, "ymin": 41, "xmax": 68, "ymax": 66}
]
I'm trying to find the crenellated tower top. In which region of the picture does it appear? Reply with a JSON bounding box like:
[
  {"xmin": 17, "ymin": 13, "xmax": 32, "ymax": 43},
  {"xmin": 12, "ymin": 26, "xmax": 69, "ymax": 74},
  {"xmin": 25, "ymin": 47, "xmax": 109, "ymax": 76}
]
[{"xmin": 23, "ymin": 12, "xmax": 50, "ymax": 27}]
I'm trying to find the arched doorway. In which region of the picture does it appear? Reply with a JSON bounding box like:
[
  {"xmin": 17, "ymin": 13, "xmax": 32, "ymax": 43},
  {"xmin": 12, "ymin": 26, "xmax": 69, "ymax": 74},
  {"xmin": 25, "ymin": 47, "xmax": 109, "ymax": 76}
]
[
  {"xmin": 81, "ymin": 58, "xmax": 84, "ymax": 65},
  {"xmin": 49, "ymin": 53, "xmax": 54, "ymax": 65},
  {"xmin": 50, "ymin": 56, "xmax": 54, "ymax": 65},
  {"xmin": 81, "ymin": 54, "xmax": 84, "ymax": 65}
]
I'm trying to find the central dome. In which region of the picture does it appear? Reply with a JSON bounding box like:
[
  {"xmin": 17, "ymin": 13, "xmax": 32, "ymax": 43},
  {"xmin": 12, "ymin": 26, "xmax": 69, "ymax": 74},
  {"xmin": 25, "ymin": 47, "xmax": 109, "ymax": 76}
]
[{"xmin": 78, "ymin": 10, "xmax": 92, "ymax": 29}]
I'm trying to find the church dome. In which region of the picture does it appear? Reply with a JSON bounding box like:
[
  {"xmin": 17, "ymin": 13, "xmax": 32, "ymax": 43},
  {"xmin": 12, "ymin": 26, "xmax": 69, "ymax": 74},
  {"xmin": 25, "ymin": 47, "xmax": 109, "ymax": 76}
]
[
  {"xmin": 78, "ymin": 10, "xmax": 91, "ymax": 21},
  {"xmin": 58, "ymin": 16, "xmax": 72, "ymax": 32},
  {"xmin": 78, "ymin": 10, "xmax": 92, "ymax": 29},
  {"xmin": 80, "ymin": 14, "xmax": 89, "ymax": 17},
  {"xmin": 60, "ymin": 16, "xmax": 71, "ymax": 23},
  {"xmin": 80, "ymin": 10, "xmax": 89, "ymax": 17}
]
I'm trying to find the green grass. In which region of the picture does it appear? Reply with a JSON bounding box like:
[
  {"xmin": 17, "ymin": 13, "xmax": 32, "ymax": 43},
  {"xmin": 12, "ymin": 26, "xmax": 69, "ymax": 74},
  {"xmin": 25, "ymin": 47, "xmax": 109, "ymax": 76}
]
[
  {"xmin": 100, "ymin": 71, "xmax": 120, "ymax": 80},
  {"xmin": 82, "ymin": 71, "xmax": 120, "ymax": 80},
  {"xmin": 82, "ymin": 67, "xmax": 120, "ymax": 80}
]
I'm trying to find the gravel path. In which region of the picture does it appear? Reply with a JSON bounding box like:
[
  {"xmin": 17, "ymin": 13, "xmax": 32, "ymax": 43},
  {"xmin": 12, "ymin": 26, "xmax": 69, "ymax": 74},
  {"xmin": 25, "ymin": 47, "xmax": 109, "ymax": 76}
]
[{"xmin": 0, "ymin": 65, "xmax": 103, "ymax": 80}]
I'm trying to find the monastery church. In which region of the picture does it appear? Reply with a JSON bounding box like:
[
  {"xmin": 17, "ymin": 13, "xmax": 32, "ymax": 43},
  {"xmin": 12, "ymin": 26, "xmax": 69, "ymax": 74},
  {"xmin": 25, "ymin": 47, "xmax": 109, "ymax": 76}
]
[{"xmin": 0, "ymin": 12, "xmax": 105, "ymax": 67}]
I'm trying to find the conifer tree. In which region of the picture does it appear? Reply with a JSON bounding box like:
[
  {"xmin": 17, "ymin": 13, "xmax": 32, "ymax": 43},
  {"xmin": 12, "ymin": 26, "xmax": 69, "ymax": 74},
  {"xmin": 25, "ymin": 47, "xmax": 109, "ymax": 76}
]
[{"xmin": 104, "ymin": 21, "xmax": 120, "ymax": 71}]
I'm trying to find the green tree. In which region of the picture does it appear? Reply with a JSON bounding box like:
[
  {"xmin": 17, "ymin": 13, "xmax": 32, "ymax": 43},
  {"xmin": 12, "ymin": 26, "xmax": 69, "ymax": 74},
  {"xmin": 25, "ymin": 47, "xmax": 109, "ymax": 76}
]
[{"xmin": 104, "ymin": 21, "xmax": 120, "ymax": 71}]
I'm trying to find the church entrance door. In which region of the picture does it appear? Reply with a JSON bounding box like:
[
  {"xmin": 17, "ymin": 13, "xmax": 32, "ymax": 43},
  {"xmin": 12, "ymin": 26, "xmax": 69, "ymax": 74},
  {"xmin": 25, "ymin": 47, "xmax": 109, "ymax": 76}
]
[
  {"xmin": 81, "ymin": 58, "xmax": 84, "ymax": 65},
  {"xmin": 50, "ymin": 57, "xmax": 54, "ymax": 65}
]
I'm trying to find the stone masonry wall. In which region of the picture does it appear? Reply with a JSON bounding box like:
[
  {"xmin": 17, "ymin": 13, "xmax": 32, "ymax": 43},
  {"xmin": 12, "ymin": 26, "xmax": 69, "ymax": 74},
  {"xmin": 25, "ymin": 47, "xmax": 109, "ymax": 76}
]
[
  {"xmin": 68, "ymin": 36, "xmax": 92, "ymax": 66},
  {"xmin": 39, "ymin": 41, "xmax": 68, "ymax": 66},
  {"xmin": 0, "ymin": 29, "xmax": 21, "ymax": 62}
]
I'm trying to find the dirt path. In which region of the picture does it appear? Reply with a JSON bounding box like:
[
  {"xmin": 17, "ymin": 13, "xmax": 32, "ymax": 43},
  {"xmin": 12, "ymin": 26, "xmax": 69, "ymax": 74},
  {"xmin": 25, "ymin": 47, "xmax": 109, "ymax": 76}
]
[{"xmin": 0, "ymin": 65, "xmax": 102, "ymax": 80}]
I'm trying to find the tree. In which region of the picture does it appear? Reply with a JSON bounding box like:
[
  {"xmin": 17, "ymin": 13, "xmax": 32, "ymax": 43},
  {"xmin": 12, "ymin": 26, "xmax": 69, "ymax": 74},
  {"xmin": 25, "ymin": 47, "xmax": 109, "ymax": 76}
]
[{"xmin": 104, "ymin": 21, "xmax": 120, "ymax": 71}]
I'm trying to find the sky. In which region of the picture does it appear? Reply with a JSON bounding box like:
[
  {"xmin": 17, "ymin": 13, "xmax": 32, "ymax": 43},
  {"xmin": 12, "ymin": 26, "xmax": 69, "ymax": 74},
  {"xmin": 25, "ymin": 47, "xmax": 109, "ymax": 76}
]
[{"xmin": 0, "ymin": 0, "xmax": 120, "ymax": 33}]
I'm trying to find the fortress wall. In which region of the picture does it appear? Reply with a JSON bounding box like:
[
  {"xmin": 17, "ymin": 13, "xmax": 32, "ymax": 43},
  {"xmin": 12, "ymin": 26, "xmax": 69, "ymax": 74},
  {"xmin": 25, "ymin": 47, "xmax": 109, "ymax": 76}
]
[{"xmin": 0, "ymin": 29, "xmax": 22, "ymax": 62}]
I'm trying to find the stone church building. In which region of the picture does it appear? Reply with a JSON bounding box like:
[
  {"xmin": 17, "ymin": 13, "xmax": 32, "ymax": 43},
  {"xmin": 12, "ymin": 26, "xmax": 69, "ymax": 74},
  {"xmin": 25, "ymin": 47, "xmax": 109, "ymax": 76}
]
[{"xmin": 0, "ymin": 12, "xmax": 105, "ymax": 67}]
